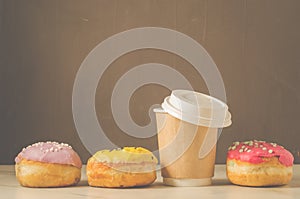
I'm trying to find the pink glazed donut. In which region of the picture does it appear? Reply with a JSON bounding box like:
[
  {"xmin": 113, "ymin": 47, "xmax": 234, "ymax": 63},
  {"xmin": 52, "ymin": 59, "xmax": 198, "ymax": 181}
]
[
  {"xmin": 15, "ymin": 141, "xmax": 82, "ymax": 187},
  {"xmin": 226, "ymin": 140, "xmax": 294, "ymax": 186}
]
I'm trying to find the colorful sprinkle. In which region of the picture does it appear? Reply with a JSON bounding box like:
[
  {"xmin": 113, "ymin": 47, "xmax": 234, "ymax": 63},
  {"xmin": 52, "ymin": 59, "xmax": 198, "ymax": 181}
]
[{"xmin": 268, "ymin": 149, "xmax": 273, "ymax": 153}]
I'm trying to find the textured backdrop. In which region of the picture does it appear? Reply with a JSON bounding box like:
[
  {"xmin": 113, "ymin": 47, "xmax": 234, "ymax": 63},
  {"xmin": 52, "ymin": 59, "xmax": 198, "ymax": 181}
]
[{"xmin": 0, "ymin": 0, "xmax": 299, "ymax": 164}]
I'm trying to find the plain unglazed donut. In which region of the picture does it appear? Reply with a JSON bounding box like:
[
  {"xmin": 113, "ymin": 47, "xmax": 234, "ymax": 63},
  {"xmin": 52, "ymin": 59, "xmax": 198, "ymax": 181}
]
[
  {"xmin": 226, "ymin": 140, "xmax": 294, "ymax": 187},
  {"xmin": 15, "ymin": 141, "xmax": 82, "ymax": 187},
  {"xmin": 86, "ymin": 147, "xmax": 158, "ymax": 188}
]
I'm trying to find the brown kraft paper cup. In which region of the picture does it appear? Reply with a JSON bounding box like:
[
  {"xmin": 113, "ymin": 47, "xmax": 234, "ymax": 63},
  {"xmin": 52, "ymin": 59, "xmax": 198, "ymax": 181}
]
[
  {"xmin": 156, "ymin": 112, "xmax": 217, "ymax": 186},
  {"xmin": 154, "ymin": 90, "xmax": 232, "ymax": 186}
]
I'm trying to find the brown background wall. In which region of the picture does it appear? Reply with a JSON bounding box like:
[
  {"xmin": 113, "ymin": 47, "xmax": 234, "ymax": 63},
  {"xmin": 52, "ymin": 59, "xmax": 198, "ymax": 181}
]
[{"xmin": 0, "ymin": 0, "xmax": 299, "ymax": 164}]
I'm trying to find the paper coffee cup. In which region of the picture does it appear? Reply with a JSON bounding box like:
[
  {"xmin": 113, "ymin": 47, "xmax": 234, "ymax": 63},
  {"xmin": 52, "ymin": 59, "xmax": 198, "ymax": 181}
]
[{"xmin": 154, "ymin": 90, "xmax": 232, "ymax": 186}]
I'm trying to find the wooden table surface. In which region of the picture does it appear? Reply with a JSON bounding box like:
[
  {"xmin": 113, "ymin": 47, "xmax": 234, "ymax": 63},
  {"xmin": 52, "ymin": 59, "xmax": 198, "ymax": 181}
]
[{"xmin": 1, "ymin": 165, "xmax": 300, "ymax": 199}]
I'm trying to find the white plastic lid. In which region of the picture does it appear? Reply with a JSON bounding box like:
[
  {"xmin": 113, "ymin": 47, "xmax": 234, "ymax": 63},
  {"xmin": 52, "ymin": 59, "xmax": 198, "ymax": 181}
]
[{"xmin": 161, "ymin": 90, "xmax": 232, "ymax": 128}]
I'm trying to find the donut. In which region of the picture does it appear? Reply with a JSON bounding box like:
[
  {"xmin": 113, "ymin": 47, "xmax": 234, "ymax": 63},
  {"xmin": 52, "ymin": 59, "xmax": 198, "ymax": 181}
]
[
  {"xmin": 226, "ymin": 140, "xmax": 294, "ymax": 186},
  {"xmin": 87, "ymin": 147, "xmax": 158, "ymax": 188},
  {"xmin": 15, "ymin": 141, "xmax": 82, "ymax": 187}
]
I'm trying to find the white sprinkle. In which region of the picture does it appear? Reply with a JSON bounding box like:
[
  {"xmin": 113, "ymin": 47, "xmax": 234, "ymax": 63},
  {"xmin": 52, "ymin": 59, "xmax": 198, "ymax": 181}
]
[
  {"xmin": 271, "ymin": 143, "xmax": 277, "ymax": 147},
  {"xmin": 241, "ymin": 145, "xmax": 245, "ymax": 149},
  {"xmin": 234, "ymin": 141, "xmax": 240, "ymax": 145},
  {"xmin": 54, "ymin": 148, "xmax": 59, "ymax": 152},
  {"xmin": 239, "ymin": 149, "xmax": 243, "ymax": 153},
  {"xmin": 49, "ymin": 147, "xmax": 54, "ymax": 152},
  {"xmin": 247, "ymin": 149, "xmax": 251, "ymax": 153},
  {"xmin": 228, "ymin": 146, "xmax": 232, "ymax": 150},
  {"xmin": 231, "ymin": 146, "xmax": 236, "ymax": 150},
  {"xmin": 262, "ymin": 147, "xmax": 267, "ymax": 150}
]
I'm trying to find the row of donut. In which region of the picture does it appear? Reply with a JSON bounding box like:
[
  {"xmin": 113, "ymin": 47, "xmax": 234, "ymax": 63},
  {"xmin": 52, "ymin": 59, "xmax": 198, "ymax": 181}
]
[{"xmin": 15, "ymin": 140, "xmax": 294, "ymax": 188}]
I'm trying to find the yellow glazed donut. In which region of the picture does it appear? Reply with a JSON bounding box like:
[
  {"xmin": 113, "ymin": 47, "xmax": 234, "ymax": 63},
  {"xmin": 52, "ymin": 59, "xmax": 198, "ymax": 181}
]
[{"xmin": 87, "ymin": 147, "xmax": 158, "ymax": 188}]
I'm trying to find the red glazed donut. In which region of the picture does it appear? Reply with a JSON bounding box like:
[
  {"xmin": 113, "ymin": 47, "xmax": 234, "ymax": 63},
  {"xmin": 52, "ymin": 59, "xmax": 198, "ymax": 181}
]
[{"xmin": 226, "ymin": 140, "xmax": 294, "ymax": 186}]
